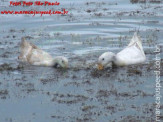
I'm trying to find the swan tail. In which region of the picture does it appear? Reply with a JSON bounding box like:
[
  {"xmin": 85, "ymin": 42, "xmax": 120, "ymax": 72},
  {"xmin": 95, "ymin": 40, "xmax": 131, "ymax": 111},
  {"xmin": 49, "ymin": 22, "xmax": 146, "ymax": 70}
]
[
  {"xmin": 128, "ymin": 32, "xmax": 139, "ymax": 46},
  {"xmin": 19, "ymin": 37, "xmax": 37, "ymax": 61},
  {"xmin": 128, "ymin": 32, "xmax": 145, "ymax": 56},
  {"xmin": 21, "ymin": 37, "xmax": 38, "ymax": 49},
  {"xmin": 20, "ymin": 37, "xmax": 30, "ymax": 49}
]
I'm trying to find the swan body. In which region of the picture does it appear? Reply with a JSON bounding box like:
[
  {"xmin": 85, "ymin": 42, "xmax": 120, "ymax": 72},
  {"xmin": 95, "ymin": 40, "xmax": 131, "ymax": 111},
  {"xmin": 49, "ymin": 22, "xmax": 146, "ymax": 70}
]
[
  {"xmin": 18, "ymin": 38, "xmax": 68, "ymax": 68},
  {"xmin": 98, "ymin": 33, "xmax": 146, "ymax": 70}
]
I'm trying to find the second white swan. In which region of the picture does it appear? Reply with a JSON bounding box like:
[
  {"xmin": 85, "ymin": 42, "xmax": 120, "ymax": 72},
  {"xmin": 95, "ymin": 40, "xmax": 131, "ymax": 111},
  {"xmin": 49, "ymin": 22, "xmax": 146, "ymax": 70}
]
[{"xmin": 98, "ymin": 32, "xmax": 146, "ymax": 70}]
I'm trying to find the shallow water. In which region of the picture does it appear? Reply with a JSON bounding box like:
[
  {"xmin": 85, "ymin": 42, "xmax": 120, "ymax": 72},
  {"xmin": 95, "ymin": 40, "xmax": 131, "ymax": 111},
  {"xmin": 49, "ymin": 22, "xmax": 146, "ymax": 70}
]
[{"xmin": 0, "ymin": 0, "xmax": 163, "ymax": 122}]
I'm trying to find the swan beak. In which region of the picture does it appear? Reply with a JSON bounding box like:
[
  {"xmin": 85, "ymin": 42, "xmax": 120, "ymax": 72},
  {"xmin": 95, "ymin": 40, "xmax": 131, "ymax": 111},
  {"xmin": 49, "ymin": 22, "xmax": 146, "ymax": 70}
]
[{"xmin": 97, "ymin": 63, "xmax": 104, "ymax": 70}]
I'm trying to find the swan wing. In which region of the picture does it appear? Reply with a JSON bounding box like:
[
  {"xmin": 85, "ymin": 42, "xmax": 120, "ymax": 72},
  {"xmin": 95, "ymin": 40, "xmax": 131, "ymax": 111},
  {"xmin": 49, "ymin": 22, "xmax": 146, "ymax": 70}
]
[
  {"xmin": 27, "ymin": 49, "xmax": 54, "ymax": 66},
  {"xmin": 19, "ymin": 38, "xmax": 55, "ymax": 66},
  {"xmin": 115, "ymin": 45, "xmax": 146, "ymax": 66},
  {"xmin": 115, "ymin": 33, "xmax": 146, "ymax": 66}
]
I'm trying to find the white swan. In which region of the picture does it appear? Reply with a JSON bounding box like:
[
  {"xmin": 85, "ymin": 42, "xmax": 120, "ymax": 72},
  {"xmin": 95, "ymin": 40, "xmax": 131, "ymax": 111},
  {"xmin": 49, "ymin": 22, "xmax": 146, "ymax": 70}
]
[
  {"xmin": 18, "ymin": 37, "xmax": 68, "ymax": 68},
  {"xmin": 98, "ymin": 32, "xmax": 146, "ymax": 70}
]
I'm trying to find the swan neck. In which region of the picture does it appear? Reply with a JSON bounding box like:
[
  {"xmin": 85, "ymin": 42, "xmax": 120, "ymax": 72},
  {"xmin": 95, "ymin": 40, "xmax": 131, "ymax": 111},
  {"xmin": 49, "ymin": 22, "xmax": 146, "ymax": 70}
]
[
  {"xmin": 110, "ymin": 52, "xmax": 116, "ymax": 62},
  {"xmin": 53, "ymin": 58, "xmax": 59, "ymax": 64}
]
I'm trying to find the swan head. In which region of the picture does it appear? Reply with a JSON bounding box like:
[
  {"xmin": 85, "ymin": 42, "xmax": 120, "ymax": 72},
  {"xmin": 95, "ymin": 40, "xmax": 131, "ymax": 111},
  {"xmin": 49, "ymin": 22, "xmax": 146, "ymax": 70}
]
[
  {"xmin": 53, "ymin": 56, "xmax": 68, "ymax": 68},
  {"xmin": 98, "ymin": 52, "xmax": 115, "ymax": 70}
]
